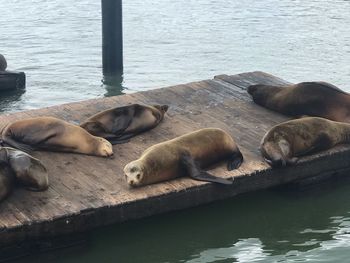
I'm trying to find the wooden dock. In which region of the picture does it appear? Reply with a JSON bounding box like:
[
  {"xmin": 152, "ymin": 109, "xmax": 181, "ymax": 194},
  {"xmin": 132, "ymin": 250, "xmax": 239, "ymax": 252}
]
[{"xmin": 1, "ymin": 71, "xmax": 350, "ymax": 245}]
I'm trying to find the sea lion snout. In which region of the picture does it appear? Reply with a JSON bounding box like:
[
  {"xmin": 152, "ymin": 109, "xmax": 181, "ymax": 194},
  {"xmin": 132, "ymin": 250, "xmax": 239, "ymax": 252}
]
[
  {"xmin": 153, "ymin": 104, "xmax": 169, "ymax": 113},
  {"xmin": 123, "ymin": 161, "xmax": 144, "ymax": 187},
  {"xmin": 260, "ymin": 140, "xmax": 289, "ymax": 168},
  {"xmin": 97, "ymin": 138, "xmax": 114, "ymax": 157},
  {"xmin": 247, "ymin": 85, "xmax": 258, "ymax": 95}
]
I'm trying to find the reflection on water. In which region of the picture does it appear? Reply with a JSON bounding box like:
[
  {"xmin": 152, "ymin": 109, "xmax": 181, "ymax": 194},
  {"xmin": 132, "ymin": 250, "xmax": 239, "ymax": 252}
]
[
  {"xmin": 0, "ymin": 89, "xmax": 25, "ymax": 112},
  {"xmin": 102, "ymin": 71, "xmax": 125, "ymax": 97},
  {"xmin": 6, "ymin": 177, "xmax": 350, "ymax": 263}
]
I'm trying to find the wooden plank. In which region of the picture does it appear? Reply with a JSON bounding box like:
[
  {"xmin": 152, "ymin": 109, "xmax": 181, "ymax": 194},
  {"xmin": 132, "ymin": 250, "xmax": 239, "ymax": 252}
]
[
  {"xmin": 214, "ymin": 71, "xmax": 292, "ymax": 90},
  {"xmin": 0, "ymin": 71, "xmax": 349, "ymax": 245}
]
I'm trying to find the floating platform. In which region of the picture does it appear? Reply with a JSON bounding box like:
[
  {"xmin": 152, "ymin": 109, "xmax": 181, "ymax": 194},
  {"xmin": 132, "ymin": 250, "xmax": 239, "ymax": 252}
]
[{"xmin": 1, "ymin": 71, "xmax": 350, "ymax": 245}]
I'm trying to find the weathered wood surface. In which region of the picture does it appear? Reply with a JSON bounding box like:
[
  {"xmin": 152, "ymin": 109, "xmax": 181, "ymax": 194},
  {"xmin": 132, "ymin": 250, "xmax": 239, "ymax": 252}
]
[{"xmin": 1, "ymin": 71, "xmax": 349, "ymax": 245}]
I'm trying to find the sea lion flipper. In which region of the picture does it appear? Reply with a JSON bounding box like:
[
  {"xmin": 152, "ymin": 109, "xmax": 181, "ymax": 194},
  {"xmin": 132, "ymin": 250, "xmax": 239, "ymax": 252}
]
[
  {"xmin": 227, "ymin": 151, "xmax": 243, "ymax": 171},
  {"xmin": 193, "ymin": 171, "xmax": 233, "ymax": 185},
  {"xmin": 2, "ymin": 136, "xmax": 34, "ymax": 153},
  {"xmin": 108, "ymin": 133, "xmax": 135, "ymax": 145},
  {"xmin": 81, "ymin": 121, "xmax": 106, "ymax": 134},
  {"xmin": 180, "ymin": 152, "xmax": 233, "ymax": 185}
]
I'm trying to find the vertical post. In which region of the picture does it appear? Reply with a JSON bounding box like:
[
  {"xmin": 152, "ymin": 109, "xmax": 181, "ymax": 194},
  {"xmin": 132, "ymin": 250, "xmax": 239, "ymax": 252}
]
[{"xmin": 101, "ymin": 0, "xmax": 123, "ymax": 76}]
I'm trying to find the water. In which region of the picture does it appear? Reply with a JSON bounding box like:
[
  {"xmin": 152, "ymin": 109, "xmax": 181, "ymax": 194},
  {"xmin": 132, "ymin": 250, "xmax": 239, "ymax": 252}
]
[
  {"xmin": 1, "ymin": 0, "xmax": 350, "ymax": 112},
  {"xmin": 1, "ymin": 0, "xmax": 350, "ymax": 261},
  {"xmin": 6, "ymin": 178, "xmax": 350, "ymax": 263}
]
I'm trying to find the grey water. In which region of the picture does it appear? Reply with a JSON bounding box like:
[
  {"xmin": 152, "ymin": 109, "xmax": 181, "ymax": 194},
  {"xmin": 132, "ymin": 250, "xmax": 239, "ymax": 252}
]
[{"xmin": 1, "ymin": 0, "xmax": 350, "ymax": 261}]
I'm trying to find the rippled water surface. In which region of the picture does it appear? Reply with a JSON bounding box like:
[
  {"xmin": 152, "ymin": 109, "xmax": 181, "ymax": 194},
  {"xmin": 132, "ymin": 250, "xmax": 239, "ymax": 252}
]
[
  {"xmin": 1, "ymin": 0, "xmax": 350, "ymax": 112},
  {"xmin": 1, "ymin": 0, "xmax": 350, "ymax": 262}
]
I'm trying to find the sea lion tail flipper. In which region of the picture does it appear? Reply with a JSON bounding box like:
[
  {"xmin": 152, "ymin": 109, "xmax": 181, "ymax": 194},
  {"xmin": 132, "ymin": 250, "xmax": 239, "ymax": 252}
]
[
  {"xmin": 80, "ymin": 121, "xmax": 106, "ymax": 134},
  {"xmin": 2, "ymin": 136, "xmax": 34, "ymax": 153},
  {"xmin": 180, "ymin": 152, "xmax": 233, "ymax": 185},
  {"xmin": 109, "ymin": 134, "xmax": 134, "ymax": 145},
  {"xmin": 227, "ymin": 151, "xmax": 244, "ymax": 171},
  {"xmin": 193, "ymin": 171, "xmax": 233, "ymax": 185}
]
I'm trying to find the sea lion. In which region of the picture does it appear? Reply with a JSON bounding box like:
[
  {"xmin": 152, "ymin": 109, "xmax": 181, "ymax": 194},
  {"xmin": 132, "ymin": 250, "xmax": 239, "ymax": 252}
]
[
  {"xmin": 1, "ymin": 117, "xmax": 113, "ymax": 157},
  {"xmin": 124, "ymin": 128, "xmax": 243, "ymax": 187},
  {"xmin": 0, "ymin": 164, "xmax": 15, "ymax": 202},
  {"xmin": 80, "ymin": 104, "xmax": 169, "ymax": 144},
  {"xmin": 247, "ymin": 82, "xmax": 350, "ymax": 122},
  {"xmin": 0, "ymin": 147, "xmax": 48, "ymax": 191},
  {"xmin": 0, "ymin": 54, "xmax": 7, "ymax": 71},
  {"xmin": 260, "ymin": 117, "xmax": 350, "ymax": 167}
]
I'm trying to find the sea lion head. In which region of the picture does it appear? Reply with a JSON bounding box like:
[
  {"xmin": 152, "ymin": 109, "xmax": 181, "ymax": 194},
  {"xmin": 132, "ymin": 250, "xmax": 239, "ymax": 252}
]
[
  {"xmin": 153, "ymin": 104, "xmax": 169, "ymax": 114},
  {"xmin": 247, "ymin": 84, "xmax": 281, "ymax": 105},
  {"xmin": 0, "ymin": 54, "xmax": 7, "ymax": 71},
  {"xmin": 123, "ymin": 160, "xmax": 145, "ymax": 187},
  {"xmin": 96, "ymin": 137, "xmax": 114, "ymax": 157},
  {"xmin": 6, "ymin": 147, "xmax": 49, "ymax": 191},
  {"xmin": 260, "ymin": 138, "xmax": 291, "ymax": 168}
]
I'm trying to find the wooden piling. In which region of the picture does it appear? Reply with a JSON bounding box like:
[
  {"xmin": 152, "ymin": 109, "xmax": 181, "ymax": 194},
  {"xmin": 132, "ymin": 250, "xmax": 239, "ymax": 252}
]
[{"xmin": 101, "ymin": 0, "xmax": 123, "ymax": 76}]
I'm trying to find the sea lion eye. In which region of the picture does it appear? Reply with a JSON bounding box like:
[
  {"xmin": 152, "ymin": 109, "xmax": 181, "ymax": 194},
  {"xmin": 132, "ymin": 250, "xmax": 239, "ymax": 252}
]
[
  {"xmin": 136, "ymin": 174, "xmax": 141, "ymax": 180},
  {"xmin": 130, "ymin": 167, "xmax": 137, "ymax": 173}
]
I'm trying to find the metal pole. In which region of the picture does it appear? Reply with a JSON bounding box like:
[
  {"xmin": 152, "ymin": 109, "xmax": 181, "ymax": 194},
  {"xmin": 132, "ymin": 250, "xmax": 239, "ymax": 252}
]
[{"xmin": 101, "ymin": 0, "xmax": 123, "ymax": 76}]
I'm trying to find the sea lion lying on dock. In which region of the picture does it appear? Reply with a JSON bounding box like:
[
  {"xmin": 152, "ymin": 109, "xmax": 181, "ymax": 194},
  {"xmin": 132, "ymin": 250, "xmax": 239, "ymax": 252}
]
[
  {"xmin": 0, "ymin": 147, "xmax": 48, "ymax": 191},
  {"xmin": 80, "ymin": 104, "xmax": 169, "ymax": 144},
  {"xmin": 247, "ymin": 82, "xmax": 350, "ymax": 122},
  {"xmin": 124, "ymin": 128, "xmax": 243, "ymax": 187},
  {"xmin": 0, "ymin": 164, "xmax": 15, "ymax": 202},
  {"xmin": 260, "ymin": 117, "xmax": 350, "ymax": 167},
  {"xmin": 1, "ymin": 117, "xmax": 113, "ymax": 157}
]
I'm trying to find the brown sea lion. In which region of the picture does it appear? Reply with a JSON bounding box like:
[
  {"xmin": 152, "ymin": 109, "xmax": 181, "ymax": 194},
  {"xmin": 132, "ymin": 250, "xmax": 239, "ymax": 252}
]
[
  {"xmin": 247, "ymin": 82, "xmax": 350, "ymax": 122},
  {"xmin": 124, "ymin": 128, "xmax": 243, "ymax": 187},
  {"xmin": 0, "ymin": 54, "xmax": 7, "ymax": 71},
  {"xmin": 260, "ymin": 117, "xmax": 350, "ymax": 167},
  {"xmin": 0, "ymin": 164, "xmax": 15, "ymax": 202},
  {"xmin": 1, "ymin": 117, "xmax": 113, "ymax": 157},
  {"xmin": 0, "ymin": 147, "xmax": 48, "ymax": 191},
  {"xmin": 80, "ymin": 104, "xmax": 169, "ymax": 144}
]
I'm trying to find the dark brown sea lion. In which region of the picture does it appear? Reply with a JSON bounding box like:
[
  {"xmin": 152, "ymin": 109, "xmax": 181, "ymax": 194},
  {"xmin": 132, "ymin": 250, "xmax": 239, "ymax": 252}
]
[
  {"xmin": 80, "ymin": 104, "xmax": 169, "ymax": 144},
  {"xmin": 0, "ymin": 164, "xmax": 15, "ymax": 202},
  {"xmin": 124, "ymin": 128, "xmax": 243, "ymax": 187},
  {"xmin": 0, "ymin": 54, "xmax": 7, "ymax": 71},
  {"xmin": 260, "ymin": 117, "xmax": 350, "ymax": 167},
  {"xmin": 247, "ymin": 82, "xmax": 350, "ymax": 122},
  {"xmin": 0, "ymin": 147, "xmax": 48, "ymax": 191},
  {"xmin": 1, "ymin": 117, "xmax": 113, "ymax": 157}
]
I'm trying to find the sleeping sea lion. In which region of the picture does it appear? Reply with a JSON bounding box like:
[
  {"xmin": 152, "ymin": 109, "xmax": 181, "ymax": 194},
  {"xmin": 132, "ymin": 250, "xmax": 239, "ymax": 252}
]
[
  {"xmin": 124, "ymin": 128, "xmax": 243, "ymax": 187},
  {"xmin": 0, "ymin": 164, "xmax": 15, "ymax": 202},
  {"xmin": 247, "ymin": 82, "xmax": 350, "ymax": 122},
  {"xmin": 0, "ymin": 147, "xmax": 48, "ymax": 191},
  {"xmin": 0, "ymin": 54, "xmax": 7, "ymax": 71},
  {"xmin": 1, "ymin": 117, "xmax": 113, "ymax": 157},
  {"xmin": 80, "ymin": 104, "xmax": 169, "ymax": 144},
  {"xmin": 261, "ymin": 117, "xmax": 350, "ymax": 167}
]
